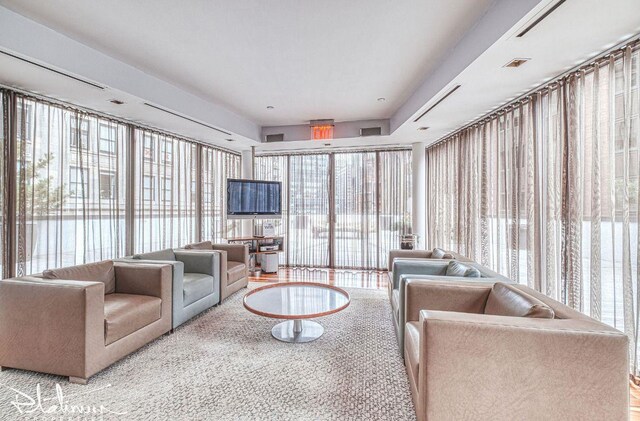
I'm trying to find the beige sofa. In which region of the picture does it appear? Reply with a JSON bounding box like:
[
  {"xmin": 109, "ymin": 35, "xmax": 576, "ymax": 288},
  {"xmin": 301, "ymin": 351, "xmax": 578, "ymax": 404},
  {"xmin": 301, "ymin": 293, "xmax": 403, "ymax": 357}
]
[
  {"xmin": 403, "ymin": 280, "xmax": 629, "ymax": 421},
  {"xmin": 184, "ymin": 241, "xmax": 249, "ymax": 302},
  {"xmin": 0, "ymin": 260, "xmax": 172, "ymax": 384}
]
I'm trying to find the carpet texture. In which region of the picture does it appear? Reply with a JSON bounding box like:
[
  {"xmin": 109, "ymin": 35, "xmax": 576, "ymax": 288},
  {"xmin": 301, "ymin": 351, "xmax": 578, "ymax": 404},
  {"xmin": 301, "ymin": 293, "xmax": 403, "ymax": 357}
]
[{"xmin": 0, "ymin": 283, "xmax": 416, "ymax": 420}]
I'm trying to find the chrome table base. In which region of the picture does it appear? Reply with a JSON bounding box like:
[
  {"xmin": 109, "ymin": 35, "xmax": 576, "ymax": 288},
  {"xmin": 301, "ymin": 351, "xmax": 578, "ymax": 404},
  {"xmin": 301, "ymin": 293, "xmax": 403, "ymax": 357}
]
[{"xmin": 271, "ymin": 320, "xmax": 324, "ymax": 343}]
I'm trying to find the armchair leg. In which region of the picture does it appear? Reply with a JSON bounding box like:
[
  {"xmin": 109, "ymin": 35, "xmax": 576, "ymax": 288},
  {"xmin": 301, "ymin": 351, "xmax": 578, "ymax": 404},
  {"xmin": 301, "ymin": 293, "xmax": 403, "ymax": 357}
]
[
  {"xmin": 0, "ymin": 366, "xmax": 7, "ymax": 372},
  {"xmin": 69, "ymin": 376, "xmax": 88, "ymax": 385}
]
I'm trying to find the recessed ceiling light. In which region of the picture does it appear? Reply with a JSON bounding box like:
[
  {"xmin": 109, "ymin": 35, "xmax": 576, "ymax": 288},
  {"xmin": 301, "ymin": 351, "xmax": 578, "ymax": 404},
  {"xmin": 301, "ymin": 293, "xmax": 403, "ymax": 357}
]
[
  {"xmin": 266, "ymin": 105, "xmax": 274, "ymax": 110},
  {"xmin": 377, "ymin": 97, "xmax": 386, "ymax": 102},
  {"xmin": 226, "ymin": 138, "xmax": 234, "ymax": 142},
  {"xmin": 418, "ymin": 126, "xmax": 429, "ymax": 131},
  {"xmin": 110, "ymin": 99, "xmax": 124, "ymax": 105},
  {"xmin": 503, "ymin": 58, "xmax": 530, "ymax": 68}
]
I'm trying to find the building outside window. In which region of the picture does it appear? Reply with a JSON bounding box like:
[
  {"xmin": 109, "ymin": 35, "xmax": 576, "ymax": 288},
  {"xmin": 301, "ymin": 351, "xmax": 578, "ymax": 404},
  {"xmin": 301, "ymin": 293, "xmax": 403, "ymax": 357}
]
[
  {"xmin": 69, "ymin": 166, "xmax": 88, "ymax": 198},
  {"xmin": 143, "ymin": 175, "xmax": 155, "ymax": 201},
  {"xmin": 99, "ymin": 171, "xmax": 116, "ymax": 199},
  {"xmin": 70, "ymin": 117, "xmax": 90, "ymax": 150},
  {"xmin": 99, "ymin": 123, "xmax": 117, "ymax": 154}
]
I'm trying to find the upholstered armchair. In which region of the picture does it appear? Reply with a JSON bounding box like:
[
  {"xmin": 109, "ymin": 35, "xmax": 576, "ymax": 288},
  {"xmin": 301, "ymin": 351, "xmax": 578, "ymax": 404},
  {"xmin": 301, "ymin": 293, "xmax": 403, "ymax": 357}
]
[
  {"xmin": 126, "ymin": 248, "xmax": 220, "ymax": 329},
  {"xmin": 403, "ymin": 280, "xmax": 629, "ymax": 421},
  {"xmin": 391, "ymin": 259, "xmax": 511, "ymax": 353},
  {"xmin": 184, "ymin": 241, "xmax": 249, "ymax": 302},
  {"xmin": 0, "ymin": 260, "xmax": 172, "ymax": 384}
]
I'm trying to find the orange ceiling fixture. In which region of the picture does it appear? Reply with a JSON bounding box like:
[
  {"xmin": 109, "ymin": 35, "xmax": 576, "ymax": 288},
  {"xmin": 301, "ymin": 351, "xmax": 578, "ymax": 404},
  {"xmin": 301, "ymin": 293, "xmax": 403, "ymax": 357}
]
[{"xmin": 310, "ymin": 119, "xmax": 335, "ymax": 140}]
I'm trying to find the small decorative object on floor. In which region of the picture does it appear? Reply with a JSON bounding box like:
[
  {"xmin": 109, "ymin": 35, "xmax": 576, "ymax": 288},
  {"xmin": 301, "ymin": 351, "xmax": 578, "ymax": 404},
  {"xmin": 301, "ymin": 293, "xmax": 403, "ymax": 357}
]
[{"xmin": 400, "ymin": 234, "xmax": 418, "ymax": 250}]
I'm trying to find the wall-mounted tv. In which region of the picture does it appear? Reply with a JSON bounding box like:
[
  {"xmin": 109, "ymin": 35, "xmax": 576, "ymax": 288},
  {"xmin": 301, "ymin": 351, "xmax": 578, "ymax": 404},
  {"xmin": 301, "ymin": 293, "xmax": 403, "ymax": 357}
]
[{"xmin": 227, "ymin": 179, "xmax": 282, "ymax": 219}]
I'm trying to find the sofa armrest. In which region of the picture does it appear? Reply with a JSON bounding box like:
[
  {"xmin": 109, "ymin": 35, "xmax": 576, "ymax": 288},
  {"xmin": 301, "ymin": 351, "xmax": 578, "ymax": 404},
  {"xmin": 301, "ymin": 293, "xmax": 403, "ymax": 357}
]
[
  {"xmin": 388, "ymin": 249, "xmax": 431, "ymax": 271},
  {"xmin": 403, "ymin": 279, "xmax": 493, "ymax": 323},
  {"xmin": 0, "ymin": 277, "xmax": 105, "ymax": 378},
  {"xmin": 391, "ymin": 260, "xmax": 450, "ymax": 291},
  {"xmin": 416, "ymin": 310, "xmax": 629, "ymax": 420},
  {"xmin": 212, "ymin": 243, "xmax": 249, "ymax": 264},
  {"xmin": 174, "ymin": 250, "xmax": 220, "ymax": 278},
  {"xmin": 114, "ymin": 263, "xmax": 172, "ymax": 300}
]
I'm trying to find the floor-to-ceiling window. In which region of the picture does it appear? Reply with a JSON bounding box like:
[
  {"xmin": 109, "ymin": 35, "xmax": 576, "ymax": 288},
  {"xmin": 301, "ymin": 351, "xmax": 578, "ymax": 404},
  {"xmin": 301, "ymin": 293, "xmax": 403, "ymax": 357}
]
[
  {"xmin": 288, "ymin": 154, "xmax": 331, "ymax": 267},
  {"xmin": 0, "ymin": 89, "xmax": 241, "ymax": 277},
  {"xmin": 256, "ymin": 149, "xmax": 412, "ymax": 270},
  {"xmin": 201, "ymin": 145, "xmax": 242, "ymax": 243},
  {"xmin": 14, "ymin": 95, "xmax": 128, "ymax": 275},
  {"xmin": 133, "ymin": 129, "xmax": 198, "ymax": 252},
  {"xmin": 426, "ymin": 40, "xmax": 640, "ymax": 375}
]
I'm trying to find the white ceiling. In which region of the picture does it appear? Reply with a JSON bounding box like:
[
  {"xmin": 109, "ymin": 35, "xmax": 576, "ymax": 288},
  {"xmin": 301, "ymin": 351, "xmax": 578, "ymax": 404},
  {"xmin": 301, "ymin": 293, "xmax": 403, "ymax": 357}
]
[
  {"xmin": 0, "ymin": 0, "xmax": 639, "ymax": 153},
  {"xmin": 0, "ymin": 0, "xmax": 494, "ymax": 126}
]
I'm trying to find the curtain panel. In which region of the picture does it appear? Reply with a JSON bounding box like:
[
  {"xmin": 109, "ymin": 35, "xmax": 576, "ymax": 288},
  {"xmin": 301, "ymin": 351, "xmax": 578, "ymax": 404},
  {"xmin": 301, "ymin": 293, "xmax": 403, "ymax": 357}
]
[
  {"xmin": 201, "ymin": 145, "xmax": 241, "ymax": 243},
  {"xmin": 255, "ymin": 149, "xmax": 412, "ymax": 270},
  {"xmin": 14, "ymin": 95, "xmax": 128, "ymax": 275},
  {"xmin": 0, "ymin": 89, "xmax": 241, "ymax": 278},
  {"xmin": 133, "ymin": 129, "xmax": 198, "ymax": 252},
  {"xmin": 426, "ymin": 42, "xmax": 640, "ymax": 374},
  {"xmin": 0, "ymin": 92, "xmax": 7, "ymax": 278}
]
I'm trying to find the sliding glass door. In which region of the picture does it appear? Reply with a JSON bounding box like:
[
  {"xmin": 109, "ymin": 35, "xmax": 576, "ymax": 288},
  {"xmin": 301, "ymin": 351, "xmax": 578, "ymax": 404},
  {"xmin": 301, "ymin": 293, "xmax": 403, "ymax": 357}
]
[
  {"xmin": 256, "ymin": 150, "xmax": 412, "ymax": 270},
  {"xmin": 333, "ymin": 152, "xmax": 377, "ymax": 269},
  {"xmin": 288, "ymin": 154, "xmax": 331, "ymax": 267}
]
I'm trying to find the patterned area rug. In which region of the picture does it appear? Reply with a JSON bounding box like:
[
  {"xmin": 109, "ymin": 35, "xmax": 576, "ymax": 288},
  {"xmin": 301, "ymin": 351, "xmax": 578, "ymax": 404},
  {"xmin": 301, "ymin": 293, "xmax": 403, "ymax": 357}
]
[{"xmin": 0, "ymin": 283, "xmax": 416, "ymax": 420}]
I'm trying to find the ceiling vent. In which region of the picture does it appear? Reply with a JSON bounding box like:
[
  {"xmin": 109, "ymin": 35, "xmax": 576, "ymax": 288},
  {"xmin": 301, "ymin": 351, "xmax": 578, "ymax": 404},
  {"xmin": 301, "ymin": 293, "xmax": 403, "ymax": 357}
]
[
  {"xmin": 265, "ymin": 133, "xmax": 284, "ymax": 142},
  {"xmin": 360, "ymin": 127, "xmax": 382, "ymax": 137},
  {"xmin": 516, "ymin": 0, "xmax": 566, "ymax": 38},
  {"xmin": 504, "ymin": 58, "xmax": 530, "ymax": 68},
  {"xmin": 0, "ymin": 50, "xmax": 105, "ymax": 90},
  {"xmin": 413, "ymin": 84, "xmax": 461, "ymax": 123}
]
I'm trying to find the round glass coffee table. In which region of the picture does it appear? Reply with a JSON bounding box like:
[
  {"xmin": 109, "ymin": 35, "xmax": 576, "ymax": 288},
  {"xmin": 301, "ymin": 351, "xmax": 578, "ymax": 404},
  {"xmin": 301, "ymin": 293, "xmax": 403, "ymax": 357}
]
[{"xmin": 243, "ymin": 282, "xmax": 350, "ymax": 343}]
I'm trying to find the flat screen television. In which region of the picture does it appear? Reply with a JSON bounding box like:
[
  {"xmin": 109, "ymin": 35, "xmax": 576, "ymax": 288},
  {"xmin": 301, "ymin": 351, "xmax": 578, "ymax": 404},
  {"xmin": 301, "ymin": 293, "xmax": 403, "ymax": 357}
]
[{"xmin": 227, "ymin": 179, "xmax": 282, "ymax": 219}]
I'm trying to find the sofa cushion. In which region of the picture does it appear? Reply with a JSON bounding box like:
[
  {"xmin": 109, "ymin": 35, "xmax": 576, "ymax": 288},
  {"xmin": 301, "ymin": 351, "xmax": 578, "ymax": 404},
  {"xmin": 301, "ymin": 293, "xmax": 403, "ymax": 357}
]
[
  {"xmin": 184, "ymin": 241, "xmax": 213, "ymax": 250},
  {"xmin": 134, "ymin": 248, "xmax": 175, "ymax": 261},
  {"xmin": 183, "ymin": 273, "xmax": 215, "ymax": 306},
  {"xmin": 484, "ymin": 283, "xmax": 555, "ymax": 319},
  {"xmin": 43, "ymin": 260, "xmax": 116, "ymax": 295},
  {"xmin": 431, "ymin": 248, "xmax": 447, "ymax": 259},
  {"xmin": 405, "ymin": 321, "xmax": 421, "ymax": 382},
  {"xmin": 227, "ymin": 261, "xmax": 247, "ymax": 285},
  {"xmin": 445, "ymin": 261, "xmax": 482, "ymax": 278},
  {"xmin": 104, "ymin": 293, "xmax": 162, "ymax": 345}
]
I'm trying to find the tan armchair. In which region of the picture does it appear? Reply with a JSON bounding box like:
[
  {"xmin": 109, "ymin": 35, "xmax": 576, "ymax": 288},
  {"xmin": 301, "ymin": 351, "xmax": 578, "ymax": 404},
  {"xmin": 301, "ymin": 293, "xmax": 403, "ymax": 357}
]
[
  {"xmin": 184, "ymin": 240, "xmax": 249, "ymax": 302},
  {"xmin": 0, "ymin": 260, "xmax": 172, "ymax": 384},
  {"xmin": 403, "ymin": 280, "xmax": 629, "ymax": 421}
]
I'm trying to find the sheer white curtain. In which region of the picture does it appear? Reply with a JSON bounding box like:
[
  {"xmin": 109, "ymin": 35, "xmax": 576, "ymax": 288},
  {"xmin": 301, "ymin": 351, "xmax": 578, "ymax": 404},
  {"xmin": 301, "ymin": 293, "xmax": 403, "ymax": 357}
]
[
  {"xmin": 133, "ymin": 129, "xmax": 197, "ymax": 252},
  {"xmin": 288, "ymin": 154, "xmax": 331, "ymax": 267},
  {"xmin": 427, "ymin": 41, "xmax": 640, "ymax": 375},
  {"xmin": 378, "ymin": 150, "xmax": 413, "ymax": 269},
  {"xmin": 14, "ymin": 95, "xmax": 128, "ymax": 275},
  {"xmin": 0, "ymin": 92, "xmax": 7, "ymax": 278},
  {"xmin": 256, "ymin": 150, "xmax": 412, "ymax": 269},
  {"xmin": 201, "ymin": 146, "xmax": 241, "ymax": 243},
  {"xmin": 254, "ymin": 155, "xmax": 288, "ymax": 264}
]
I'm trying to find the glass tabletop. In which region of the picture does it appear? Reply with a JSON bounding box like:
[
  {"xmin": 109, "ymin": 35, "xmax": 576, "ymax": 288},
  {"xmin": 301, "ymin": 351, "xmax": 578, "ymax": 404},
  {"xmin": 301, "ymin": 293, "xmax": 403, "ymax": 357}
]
[{"xmin": 243, "ymin": 282, "xmax": 350, "ymax": 319}]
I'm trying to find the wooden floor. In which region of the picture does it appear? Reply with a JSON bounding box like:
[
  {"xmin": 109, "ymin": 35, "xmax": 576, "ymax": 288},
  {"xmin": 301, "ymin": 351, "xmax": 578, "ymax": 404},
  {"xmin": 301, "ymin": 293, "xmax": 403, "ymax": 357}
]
[
  {"xmin": 249, "ymin": 266, "xmax": 388, "ymax": 289},
  {"xmin": 250, "ymin": 267, "xmax": 640, "ymax": 418}
]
